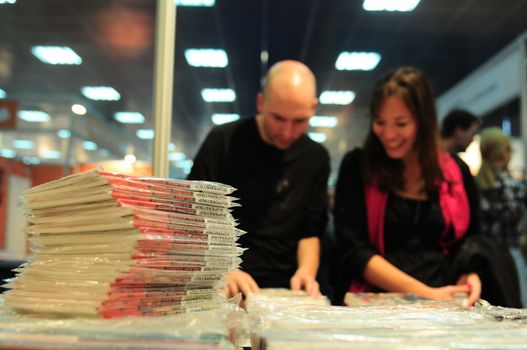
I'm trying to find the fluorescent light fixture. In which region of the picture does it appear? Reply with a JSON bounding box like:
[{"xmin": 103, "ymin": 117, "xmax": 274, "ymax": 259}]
[
  {"xmin": 177, "ymin": 159, "xmax": 194, "ymax": 169},
  {"xmin": 212, "ymin": 113, "xmax": 240, "ymax": 125},
  {"xmin": 201, "ymin": 88, "xmax": 236, "ymax": 102},
  {"xmin": 57, "ymin": 129, "xmax": 71, "ymax": 138},
  {"xmin": 0, "ymin": 88, "xmax": 6, "ymax": 98},
  {"xmin": 185, "ymin": 49, "xmax": 228, "ymax": 68},
  {"xmin": 169, "ymin": 152, "xmax": 186, "ymax": 161},
  {"xmin": 0, "ymin": 149, "xmax": 16, "ymax": 158},
  {"xmin": 31, "ymin": 46, "xmax": 82, "ymax": 65},
  {"xmin": 168, "ymin": 143, "xmax": 176, "ymax": 152},
  {"xmin": 71, "ymin": 104, "xmax": 86, "ymax": 115},
  {"xmin": 114, "ymin": 112, "xmax": 145, "ymax": 124},
  {"xmin": 137, "ymin": 129, "xmax": 154, "ymax": 140},
  {"xmin": 261, "ymin": 50, "xmax": 269, "ymax": 63},
  {"xmin": 43, "ymin": 150, "xmax": 61, "ymax": 159},
  {"xmin": 310, "ymin": 116, "xmax": 338, "ymax": 128},
  {"xmin": 175, "ymin": 0, "xmax": 214, "ymax": 6},
  {"xmin": 0, "ymin": 0, "xmax": 17, "ymax": 4},
  {"xmin": 81, "ymin": 86, "xmax": 121, "ymax": 101},
  {"xmin": 308, "ymin": 132, "xmax": 327, "ymax": 143},
  {"xmin": 13, "ymin": 140, "xmax": 34, "ymax": 149},
  {"xmin": 319, "ymin": 91, "xmax": 356, "ymax": 105},
  {"xmin": 23, "ymin": 156, "xmax": 40, "ymax": 165},
  {"xmin": 502, "ymin": 119, "xmax": 511, "ymax": 136},
  {"xmin": 335, "ymin": 52, "xmax": 381, "ymax": 71},
  {"xmin": 83, "ymin": 140, "xmax": 97, "ymax": 151},
  {"xmin": 18, "ymin": 110, "xmax": 50, "ymax": 122},
  {"xmin": 363, "ymin": 0, "xmax": 420, "ymax": 12},
  {"xmin": 124, "ymin": 154, "xmax": 136, "ymax": 164}
]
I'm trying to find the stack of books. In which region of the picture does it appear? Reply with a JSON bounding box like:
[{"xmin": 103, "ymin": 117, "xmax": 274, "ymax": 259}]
[{"xmin": 4, "ymin": 170, "xmax": 243, "ymax": 318}]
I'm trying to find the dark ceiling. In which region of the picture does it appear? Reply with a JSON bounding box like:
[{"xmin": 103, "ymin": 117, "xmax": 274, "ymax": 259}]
[{"xmin": 0, "ymin": 0, "xmax": 526, "ymax": 174}]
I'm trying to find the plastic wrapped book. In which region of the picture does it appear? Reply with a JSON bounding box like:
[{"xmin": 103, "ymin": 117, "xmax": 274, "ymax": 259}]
[{"xmin": 247, "ymin": 294, "xmax": 527, "ymax": 349}]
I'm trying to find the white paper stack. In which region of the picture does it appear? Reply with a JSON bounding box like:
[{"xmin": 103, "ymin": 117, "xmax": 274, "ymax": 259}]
[{"xmin": 4, "ymin": 169, "xmax": 244, "ymax": 318}]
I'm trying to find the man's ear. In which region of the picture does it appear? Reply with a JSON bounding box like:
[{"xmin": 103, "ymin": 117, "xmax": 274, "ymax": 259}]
[{"xmin": 256, "ymin": 93, "xmax": 264, "ymax": 113}]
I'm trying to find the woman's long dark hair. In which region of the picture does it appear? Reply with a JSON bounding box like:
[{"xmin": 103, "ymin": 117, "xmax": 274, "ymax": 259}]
[{"xmin": 362, "ymin": 67, "xmax": 443, "ymax": 193}]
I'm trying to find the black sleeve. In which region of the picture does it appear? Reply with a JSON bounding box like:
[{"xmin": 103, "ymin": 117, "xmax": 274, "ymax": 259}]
[
  {"xmin": 187, "ymin": 127, "xmax": 226, "ymax": 182},
  {"xmin": 453, "ymin": 155, "xmax": 480, "ymax": 238},
  {"xmin": 333, "ymin": 149, "xmax": 378, "ymax": 287},
  {"xmin": 300, "ymin": 148, "xmax": 330, "ymax": 239}
]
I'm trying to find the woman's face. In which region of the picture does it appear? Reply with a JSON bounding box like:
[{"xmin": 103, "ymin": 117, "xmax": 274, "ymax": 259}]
[{"xmin": 373, "ymin": 95, "xmax": 418, "ymax": 161}]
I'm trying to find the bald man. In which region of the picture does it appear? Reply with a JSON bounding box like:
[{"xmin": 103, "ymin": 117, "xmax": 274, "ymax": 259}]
[{"xmin": 188, "ymin": 60, "xmax": 329, "ymax": 298}]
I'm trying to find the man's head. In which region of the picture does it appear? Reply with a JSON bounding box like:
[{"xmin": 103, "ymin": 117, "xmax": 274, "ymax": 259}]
[
  {"xmin": 440, "ymin": 109, "xmax": 481, "ymax": 153},
  {"xmin": 256, "ymin": 60, "xmax": 317, "ymax": 150}
]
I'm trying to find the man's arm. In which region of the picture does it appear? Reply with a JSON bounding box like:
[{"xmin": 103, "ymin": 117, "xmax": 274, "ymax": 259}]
[{"xmin": 290, "ymin": 236, "xmax": 321, "ymax": 296}]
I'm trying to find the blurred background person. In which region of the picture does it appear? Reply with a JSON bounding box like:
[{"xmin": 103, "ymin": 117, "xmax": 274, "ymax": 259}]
[
  {"xmin": 476, "ymin": 127, "xmax": 527, "ymax": 307},
  {"xmin": 441, "ymin": 109, "xmax": 481, "ymax": 154}
]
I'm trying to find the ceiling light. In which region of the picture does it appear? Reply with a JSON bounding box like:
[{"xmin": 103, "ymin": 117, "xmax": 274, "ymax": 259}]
[
  {"xmin": 18, "ymin": 110, "xmax": 50, "ymax": 122},
  {"xmin": 13, "ymin": 140, "xmax": 34, "ymax": 149},
  {"xmin": 211, "ymin": 113, "xmax": 240, "ymax": 125},
  {"xmin": 335, "ymin": 52, "xmax": 381, "ymax": 71},
  {"xmin": 175, "ymin": 0, "xmax": 214, "ymax": 6},
  {"xmin": 176, "ymin": 159, "xmax": 194, "ymax": 169},
  {"xmin": 308, "ymin": 132, "xmax": 327, "ymax": 143},
  {"xmin": 169, "ymin": 152, "xmax": 186, "ymax": 161},
  {"xmin": 185, "ymin": 49, "xmax": 228, "ymax": 68},
  {"xmin": 114, "ymin": 112, "xmax": 145, "ymax": 124},
  {"xmin": 23, "ymin": 156, "xmax": 40, "ymax": 165},
  {"xmin": 136, "ymin": 129, "xmax": 154, "ymax": 139},
  {"xmin": 31, "ymin": 46, "xmax": 82, "ymax": 65},
  {"xmin": 0, "ymin": 149, "xmax": 16, "ymax": 158},
  {"xmin": 42, "ymin": 150, "xmax": 61, "ymax": 159},
  {"xmin": 363, "ymin": 0, "xmax": 420, "ymax": 12},
  {"xmin": 71, "ymin": 104, "xmax": 87, "ymax": 115},
  {"xmin": 310, "ymin": 116, "xmax": 338, "ymax": 128},
  {"xmin": 83, "ymin": 140, "xmax": 97, "ymax": 151},
  {"xmin": 124, "ymin": 154, "xmax": 136, "ymax": 164},
  {"xmin": 0, "ymin": 0, "xmax": 17, "ymax": 4},
  {"xmin": 319, "ymin": 91, "xmax": 356, "ymax": 105},
  {"xmin": 0, "ymin": 89, "xmax": 6, "ymax": 98},
  {"xmin": 201, "ymin": 88, "xmax": 236, "ymax": 102},
  {"xmin": 81, "ymin": 86, "xmax": 121, "ymax": 101},
  {"xmin": 261, "ymin": 50, "xmax": 269, "ymax": 63},
  {"xmin": 57, "ymin": 129, "xmax": 71, "ymax": 138}
]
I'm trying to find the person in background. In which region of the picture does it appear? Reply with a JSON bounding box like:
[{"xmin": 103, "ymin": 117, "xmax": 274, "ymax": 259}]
[
  {"xmin": 441, "ymin": 109, "xmax": 481, "ymax": 154},
  {"xmin": 476, "ymin": 127, "xmax": 527, "ymax": 307},
  {"xmin": 333, "ymin": 67, "xmax": 482, "ymax": 306},
  {"xmin": 188, "ymin": 60, "xmax": 330, "ymax": 299}
]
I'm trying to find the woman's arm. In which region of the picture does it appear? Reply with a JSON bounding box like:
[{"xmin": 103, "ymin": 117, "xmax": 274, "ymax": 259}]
[{"xmin": 364, "ymin": 255, "xmax": 472, "ymax": 301}]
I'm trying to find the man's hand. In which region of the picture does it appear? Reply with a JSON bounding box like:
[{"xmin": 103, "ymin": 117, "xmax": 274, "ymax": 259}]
[
  {"xmin": 290, "ymin": 268, "xmax": 321, "ymax": 297},
  {"xmin": 223, "ymin": 269, "xmax": 260, "ymax": 299}
]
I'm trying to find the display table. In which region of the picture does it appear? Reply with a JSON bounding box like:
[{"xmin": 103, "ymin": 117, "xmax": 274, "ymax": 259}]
[
  {"xmin": 246, "ymin": 292, "xmax": 527, "ymax": 349},
  {"xmin": 0, "ymin": 298, "xmax": 239, "ymax": 350}
]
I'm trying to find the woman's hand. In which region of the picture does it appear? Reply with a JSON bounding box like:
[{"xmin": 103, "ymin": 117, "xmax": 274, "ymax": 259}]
[
  {"xmin": 423, "ymin": 284, "xmax": 471, "ymax": 302},
  {"xmin": 456, "ymin": 272, "xmax": 482, "ymax": 306}
]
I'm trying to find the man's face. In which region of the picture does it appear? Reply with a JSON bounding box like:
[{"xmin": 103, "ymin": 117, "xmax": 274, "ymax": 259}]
[
  {"xmin": 454, "ymin": 122, "xmax": 479, "ymax": 152},
  {"xmin": 257, "ymin": 92, "xmax": 316, "ymax": 150}
]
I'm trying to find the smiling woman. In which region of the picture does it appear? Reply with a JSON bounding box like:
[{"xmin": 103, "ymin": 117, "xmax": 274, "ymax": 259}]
[{"xmin": 333, "ymin": 66, "xmax": 522, "ymax": 308}]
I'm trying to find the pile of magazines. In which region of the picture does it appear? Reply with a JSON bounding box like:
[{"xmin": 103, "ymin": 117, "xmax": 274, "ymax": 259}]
[{"xmin": 4, "ymin": 170, "xmax": 244, "ymax": 318}]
